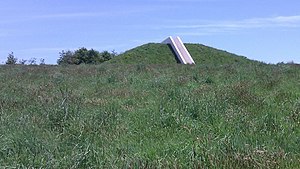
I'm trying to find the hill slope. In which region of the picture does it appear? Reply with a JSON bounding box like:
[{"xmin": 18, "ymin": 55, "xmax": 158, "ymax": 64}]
[{"xmin": 109, "ymin": 43, "xmax": 254, "ymax": 64}]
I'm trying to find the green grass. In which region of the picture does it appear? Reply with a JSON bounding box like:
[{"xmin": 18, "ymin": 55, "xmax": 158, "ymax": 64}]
[
  {"xmin": 109, "ymin": 43, "xmax": 254, "ymax": 65},
  {"xmin": 0, "ymin": 62, "xmax": 299, "ymax": 168}
]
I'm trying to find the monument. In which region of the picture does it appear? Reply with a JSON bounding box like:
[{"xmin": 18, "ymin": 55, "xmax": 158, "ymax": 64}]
[{"xmin": 162, "ymin": 36, "xmax": 195, "ymax": 64}]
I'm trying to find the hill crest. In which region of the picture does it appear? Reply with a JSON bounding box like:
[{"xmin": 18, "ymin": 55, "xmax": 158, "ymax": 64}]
[{"xmin": 109, "ymin": 43, "xmax": 254, "ymax": 65}]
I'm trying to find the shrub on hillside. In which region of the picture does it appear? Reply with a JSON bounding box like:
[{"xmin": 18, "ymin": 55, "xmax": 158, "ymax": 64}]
[
  {"xmin": 5, "ymin": 52, "xmax": 18, "ymax": 65},
  {"xmin": 57, "ymin": 48, "xmax": 117, "ymax": 65}
]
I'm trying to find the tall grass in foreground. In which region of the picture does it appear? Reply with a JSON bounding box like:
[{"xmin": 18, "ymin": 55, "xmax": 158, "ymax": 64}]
[{"xmin": 0, "ymin": 63, "xmax": 299, "ymax": 168}]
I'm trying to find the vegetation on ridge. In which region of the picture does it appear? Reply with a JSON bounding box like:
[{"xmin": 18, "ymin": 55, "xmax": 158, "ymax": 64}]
[{"xmin": 57, "ymin": 48, "xmax": 117, "ymax": 65}]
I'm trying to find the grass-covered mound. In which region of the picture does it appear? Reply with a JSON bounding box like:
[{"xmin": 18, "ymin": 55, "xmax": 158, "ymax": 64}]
[
  {"xmin": 186, "ymin": 44, "xmax": 253, "ymax": 64},
  {"xmin": 0, "ymin": 63, "xmax": 299, "ymax": 168},
  {"xmin": 109, "ymin": 43, "xmax": 254, "ymax": 65},
  {"xmin": 109, "ymin": 43, "xmax": 177, "ymax": 64}
]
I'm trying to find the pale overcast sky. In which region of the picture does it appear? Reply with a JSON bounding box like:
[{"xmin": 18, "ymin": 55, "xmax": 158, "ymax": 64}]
[{"xmin": 1, "ymin": 0, "xmax": 300, "ymax": 64}]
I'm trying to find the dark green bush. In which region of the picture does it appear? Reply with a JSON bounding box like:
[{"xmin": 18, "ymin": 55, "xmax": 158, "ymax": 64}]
[
  {"xmin": 57, "ymin": 48, "xmax": 117, "ymax": 65},
  {"xmin": 5, "ymin": 52, "xmax": 17, "ymax": 65}
]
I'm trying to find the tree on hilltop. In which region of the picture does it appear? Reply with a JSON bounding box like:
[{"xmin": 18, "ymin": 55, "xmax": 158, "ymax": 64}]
[{"xmin": 5, "ymin": 52, "xmax": 18, "ymax": 65}]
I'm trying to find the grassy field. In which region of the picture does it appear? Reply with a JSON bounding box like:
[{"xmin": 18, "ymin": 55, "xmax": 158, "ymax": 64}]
[
  {"xmin": 1, "ymin": 43, "xmax": 300, "ymax": 168},
  {"xmin": 0, "ymin": 61, "xmax": 299, "ymax": 168}
]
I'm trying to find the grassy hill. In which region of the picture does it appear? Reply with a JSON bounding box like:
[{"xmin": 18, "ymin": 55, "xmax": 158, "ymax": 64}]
[
  {"xmin": 0, "ymin": 62, "xmax": 299, "ymax": 168},
  {"xmin": 109, "ymin": 43, "xmax": 254, "ymax": 65}
]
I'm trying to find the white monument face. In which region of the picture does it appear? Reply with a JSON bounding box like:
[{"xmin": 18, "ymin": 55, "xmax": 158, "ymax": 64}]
[{"xmin": 162, "ymin": 36, "xmax": 195, "ymax": 64}]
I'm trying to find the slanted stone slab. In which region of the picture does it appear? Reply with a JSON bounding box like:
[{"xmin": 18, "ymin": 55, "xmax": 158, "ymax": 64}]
[{"xmin": 162, "ymin": 36, "xmax": 195, "ymax": 64}]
